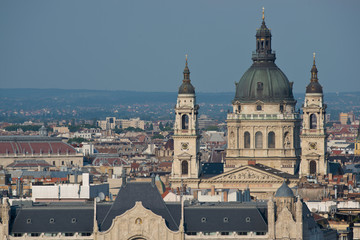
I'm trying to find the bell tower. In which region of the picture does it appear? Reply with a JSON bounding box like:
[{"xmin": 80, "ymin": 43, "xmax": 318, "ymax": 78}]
[
  {"xmin": 171, "ymin": 56, "xmax": 200, "ymax": 179},
  {"xmin": 300, "ymin": 53, "xmax": 327, "ymax": 177}
]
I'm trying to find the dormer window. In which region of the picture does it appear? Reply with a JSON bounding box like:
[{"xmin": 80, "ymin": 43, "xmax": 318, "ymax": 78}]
[{"xmin": 256, "ymin": 105, "xmax": 262, "ymax": 111}]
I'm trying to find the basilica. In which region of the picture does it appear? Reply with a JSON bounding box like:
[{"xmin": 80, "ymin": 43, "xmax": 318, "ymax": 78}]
[
  {"xmin": 170, "ymin": 11, "xmax": 328, "ymax": 198},
  {"xmin": 0, "ymin": 11, "xmax": 334, "ymax": 240}
]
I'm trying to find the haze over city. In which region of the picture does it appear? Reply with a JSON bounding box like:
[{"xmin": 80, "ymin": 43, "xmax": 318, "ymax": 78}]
[{"xmin": 0, "ymin": 0, "xmax": 359, "ymax": 93}]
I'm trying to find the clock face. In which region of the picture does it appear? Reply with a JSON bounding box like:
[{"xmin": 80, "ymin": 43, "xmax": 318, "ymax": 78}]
[
  {"xmin": 181, "ymin": 142, "xmax": 189, "ymax": 150},
  {"xmin": 309, "ymin": 142, "xmax": 317, "ymax": 150}
]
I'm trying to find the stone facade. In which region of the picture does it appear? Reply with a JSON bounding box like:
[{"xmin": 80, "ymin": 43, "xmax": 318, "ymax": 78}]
[
  {"xmin": 300, "ymin": 56, "xmax": 327, "ymax": 177},
  {"xmin": 171, "ymin": 60, "xmax": 201, "ymax": 180},
  {"xmin": 95, "ymin": 202, "xmax": 183, "ymax": 240}
]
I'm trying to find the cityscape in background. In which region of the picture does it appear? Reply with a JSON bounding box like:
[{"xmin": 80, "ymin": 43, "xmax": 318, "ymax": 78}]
[{"xmin": 1, "ymin": 3, "xmax": 360, "ymax": 240}]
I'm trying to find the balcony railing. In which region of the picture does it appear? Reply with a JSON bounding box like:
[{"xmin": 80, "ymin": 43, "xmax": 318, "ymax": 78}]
[{"xmin": 227, "ymin": 113, "xmax": 300, "ymax": 120}]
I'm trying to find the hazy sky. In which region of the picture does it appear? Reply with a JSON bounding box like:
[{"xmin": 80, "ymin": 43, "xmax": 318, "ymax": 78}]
[{"xmin": 0, "ymin": 0, "xmax": 359, "ymax": 93}]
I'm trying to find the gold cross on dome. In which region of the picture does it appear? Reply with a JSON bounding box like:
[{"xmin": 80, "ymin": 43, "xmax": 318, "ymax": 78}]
[{"xmin": 262, "ymin": 7, "xmax": 265, "ymax": 20}]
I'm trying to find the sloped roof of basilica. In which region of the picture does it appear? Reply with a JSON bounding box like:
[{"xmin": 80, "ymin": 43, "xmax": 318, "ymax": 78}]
[{"xmin": 99, "ymin": 182, "xmax": 180, "ymax": 232}]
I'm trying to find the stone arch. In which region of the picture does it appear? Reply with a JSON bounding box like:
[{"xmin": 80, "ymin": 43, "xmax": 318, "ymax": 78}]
[
  {"xmin": 181, "ymin": 161, "xmax": 188, "ymax": 175},
  {"xmin": 244, "ymin": 131, "xmax": 250, "ymax": 148},
  {"xmin": 284, "ymin": 132, "xmax": 291, "ymax": 149},
  {"xmin": 268, "ymin": 131, "xmax": 275, "ymax": 148},
  {"xmin": 182, "ymin": 114, "xmax": 189, "ymax": 129},
  {"xmin": 310, "ymin": 160, "xmax": 317, "ymax": 175},
  {"xmin": 255, "ymin": 131, "xmax": 263, "ymax": 148},
  {"xmin": 310, "ymin": 114, "xmax": 317, "ymax": 129}
]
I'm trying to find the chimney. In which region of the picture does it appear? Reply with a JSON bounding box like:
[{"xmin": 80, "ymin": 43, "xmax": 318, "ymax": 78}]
[
  {"xmin": 224, "ymin": 190, "xmax": 228, "ymax": 202},
  {"xmin": 211, "ymin": 185, "xmax": 215, "ymax": 196},
  {"xmin": 151, "ymin": 173, "xmax": 155, "ymax": 186},
  {"xmin": 193, "ymin": 190, "xmax": 198, "ymax": 200},
  {"xmin": 248, "ymin": 160, "xmax": 256, "ymax": 166},
  {"xmin": 121, "ymin": 169, "xmax": 126, "ymax": 186}
]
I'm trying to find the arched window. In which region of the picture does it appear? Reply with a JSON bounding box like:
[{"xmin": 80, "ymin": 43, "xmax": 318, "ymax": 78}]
[
  {"xmin": 182, "ymin": 114, "xmax": 189, "ymax": 130},
  {"xmin": 310, "ymin": 161, "xmax": 317, "ymax": 175},
  {"xmin": 284, "ymin": 132, "xmax": 291, "ymax": 149},
  {"xmin": 310, "ymin": 114, "xmax": 317, "ymax": 129},
  {"xmin": 244, "ymin": 132, "xmax": 250, "ymax": 148},
  {"xmin": 268, "ymin": 132, "xmax": 275, "ymax": 148},
  {"xmin": 181, "ymin": 161, "xmax": 188, "ymax": 175},
  {"xmin": 255, "ymin": 132, "xmax": 263, "ymax": 148}
]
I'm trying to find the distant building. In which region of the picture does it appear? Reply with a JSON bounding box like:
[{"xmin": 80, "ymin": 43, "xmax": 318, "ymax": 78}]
[
  {"xmin": 0, "ymin": 136, "xmax": 83, "ymax": 167},
  {"xmin": 339, "ymin": 112, "xmax": 349, "ymax": 125},
  {"xmin": 52, "ymin": 126, "xmax": 70, "ymax": 134},
  {"xmin": 198, "ymin": 115, "xmax": 216, "ymax": 129},
  {"xmin": 97, "ymin": 117, "xmax": 145, "ymax": 130}
]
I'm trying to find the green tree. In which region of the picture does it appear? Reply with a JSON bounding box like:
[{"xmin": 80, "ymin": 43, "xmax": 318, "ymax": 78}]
[
  {"xmin": 205, "ymin": 125, "xmax": 219, "ymax": 131},
  {"xmin": 152, "ymin": 133, "xmax": 164, "ymax": 139},
  {"xmin": 68, "ymin": 137, "xmax": 88, "ymax": 144}
]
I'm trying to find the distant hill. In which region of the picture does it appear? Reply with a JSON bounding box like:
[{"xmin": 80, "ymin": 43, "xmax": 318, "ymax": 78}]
[{"xmin": 0, "ymin": 88, "xmax": 359, "ymax": 122}]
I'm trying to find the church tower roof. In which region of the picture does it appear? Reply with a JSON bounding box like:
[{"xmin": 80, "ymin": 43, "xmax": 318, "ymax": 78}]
[
  {"xmin": 234, "ymin": 8, "xmax": 295, "ymax": 103},
  {"xmin": 178, "ymin": 55, "xmax": 195, "ymax": 94},
  {"xmin": 306, "ymin": 53, "xmax": 323, "ymax": 94}
]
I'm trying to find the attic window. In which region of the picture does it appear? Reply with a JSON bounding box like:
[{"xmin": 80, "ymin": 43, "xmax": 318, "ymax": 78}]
[
  {"xmin": 256, "ymin": 105, "xmax": 262, "ymax": 111},
  {"xmin": 49, "ymin": 218, "xmax": 55, "ymax": 224},
  {"xmin": 26, "ymin": 219, "xmax": 32, "ymax": 224},
  {"xmin": 201, "ymin": 217, "xmax": 207, "ymax": 223},
  {"xmin": 245, "ymin": 217, "xmax": 251, "ymax": 223},
  {"xmin": 257, "ymin": 82, "xmax": 263, "ymax": 91},
  {"xmin": 223, "ymin": 217, "xmax": 229, "ymax": 223},
  {"xmin": 71, "ymin": 218, "xmax": 77, "ymax": 223}
]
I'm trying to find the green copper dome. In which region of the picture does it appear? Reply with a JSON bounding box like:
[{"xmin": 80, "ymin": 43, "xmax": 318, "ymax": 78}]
[
  {"xmin": 235, "ymin": 62, "xmax": 294, "ymax": 102},
  {"xmin": 234, "ymin": 17, "xmax": 295, "ymax": 103}
]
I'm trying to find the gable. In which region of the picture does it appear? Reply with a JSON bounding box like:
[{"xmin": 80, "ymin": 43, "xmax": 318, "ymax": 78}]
[{"xmin": 208, "ymin": 166, "xmax": 284, "ymax": 182}]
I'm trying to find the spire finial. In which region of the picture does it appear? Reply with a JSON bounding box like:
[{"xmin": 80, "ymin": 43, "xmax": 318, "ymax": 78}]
[
  {"xmin": 262, "ymin": 7, "xmax": 265, "ymax": 20},
  {"xmin": 313, "ymin": 52, "xmax": 316, "ymax": 64},
  {"xmin": 185, "ymin": 54, "xmax": 188, "ymax": 67}
]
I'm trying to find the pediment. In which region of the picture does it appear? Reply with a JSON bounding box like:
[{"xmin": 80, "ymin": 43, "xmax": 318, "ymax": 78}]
[{"xmin": 208, "ymin": 165, "xmax": 284, "ymax": 182}]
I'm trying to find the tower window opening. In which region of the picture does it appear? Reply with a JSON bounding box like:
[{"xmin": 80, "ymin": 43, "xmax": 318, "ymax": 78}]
[
  {"xmin": 255, "ymin": 132, "xmax": 263, "ymax": 148},
  {"xmin": 310, "ymin": 114, "xmax": 317, "ymax": 129},
  {"xmin": 268, "ymin": 132, "xmax": 275, "ymax": 148},
  {"xmin": 261, "ymin": 41, "xmax": 264, "ymax": 48},
  {"xmin": 182, "ymin": 114, "xmax": 189, "ymax": 130},
  {"xmin": 310, "ymin": 161, "xmax": 317, "ymax": 175},
  {"xmin": 244, "ymin": 132, "xmax": 250, "ymax": 148},
  {"xmin": 266, "ymin": 40, "xmax": 269, "ymax": 47},
  {"xmin": 181, "ymin": 161, "xmax": 188, "ymax": 175}
]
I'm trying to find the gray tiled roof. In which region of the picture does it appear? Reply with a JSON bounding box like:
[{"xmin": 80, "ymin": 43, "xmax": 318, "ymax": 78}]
[
  {"xmin": 99, "ymin": 182, "xmax": 180, "ymax": 232},
  {"xmin": 10, "ymin": 204, "xmax": 93, "ymax": 234},
  {"xmin": 184, "ymin": 202, "xmax": 268, "ymax": 232}
]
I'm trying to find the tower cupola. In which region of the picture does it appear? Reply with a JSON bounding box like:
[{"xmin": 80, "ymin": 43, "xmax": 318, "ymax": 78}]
[
  {"xmin": 252, "ymin": 7, "xmax": 276, "ymax": 63},
  {"xmin": 306, "ymin": 53, "xmax": 323, "ymax": 94},
  {"xmin": 178, "ymin": 55, "xmax": 195, "ymax": 94}
]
